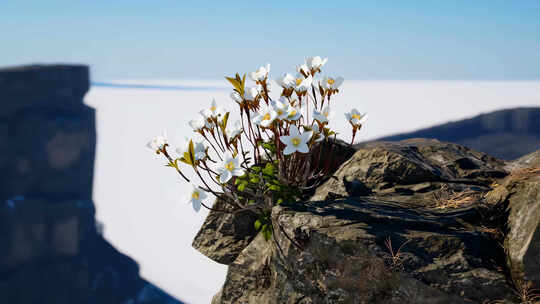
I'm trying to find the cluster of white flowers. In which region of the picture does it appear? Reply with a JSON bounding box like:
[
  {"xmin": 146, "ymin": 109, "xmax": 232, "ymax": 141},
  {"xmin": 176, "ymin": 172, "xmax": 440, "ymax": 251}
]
[{"xmin": 147, "ymin": 56, "xmax": 367, "ymax": 213}]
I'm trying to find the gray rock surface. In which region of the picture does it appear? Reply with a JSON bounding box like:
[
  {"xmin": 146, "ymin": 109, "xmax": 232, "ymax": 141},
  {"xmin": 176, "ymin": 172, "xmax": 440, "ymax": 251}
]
[
  {"xmin": 192, "ymin": 198, "xmax": 259, "ymax": 264},
  {"xmin": 312, "ymin": 139, "xmax": 507, "ymax": 205},
  {"xmin": 202, "ymin": 140, "xmax": 540, "ymax": 304},
  {"xmin": 486, "ymin": 154, "xmax": 540, "ymax": 288}
]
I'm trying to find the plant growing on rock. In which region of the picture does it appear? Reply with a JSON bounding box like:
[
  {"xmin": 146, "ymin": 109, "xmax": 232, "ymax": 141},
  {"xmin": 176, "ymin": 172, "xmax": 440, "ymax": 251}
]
[{"xmin": 147, "ymin": 57, "xmax": 366, "ymax": 239}]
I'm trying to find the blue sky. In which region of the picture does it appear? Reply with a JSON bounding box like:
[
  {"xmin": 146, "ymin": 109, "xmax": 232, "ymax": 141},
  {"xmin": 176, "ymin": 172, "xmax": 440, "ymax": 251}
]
[{"xmin": 1, "ymin": 1, "xmax": 539, "ymax": 81}]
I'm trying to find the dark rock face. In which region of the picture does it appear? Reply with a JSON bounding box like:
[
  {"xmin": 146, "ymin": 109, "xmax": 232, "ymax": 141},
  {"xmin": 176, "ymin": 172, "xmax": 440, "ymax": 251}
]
[
  {"xmin": 203, "ymin": 140, "xmax": 540, "ymax": 304},
  {"xmin": 376, "ymin": 107, "xmax": 540, "ymax": 160},
  {"xmin": 0, "ymin": 65, "xmax": 95, "ymax": 200},
  {"xmin": 0, "ymin": 65, "xmax": 183, "ymax": 304},
  {"xmin": 192, "ymin": 198, "xmax": 259, "ymax": 264}
]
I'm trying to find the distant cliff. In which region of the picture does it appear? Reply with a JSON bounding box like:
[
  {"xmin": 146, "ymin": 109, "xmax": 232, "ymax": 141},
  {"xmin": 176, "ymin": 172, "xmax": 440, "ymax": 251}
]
[
  {"xmin": 0, "ymin": 65, "xmax": 183, "ymax": 304},
  {"xmin": 375, "ymin": 107, "xmax": 540, "ymax": 160}
]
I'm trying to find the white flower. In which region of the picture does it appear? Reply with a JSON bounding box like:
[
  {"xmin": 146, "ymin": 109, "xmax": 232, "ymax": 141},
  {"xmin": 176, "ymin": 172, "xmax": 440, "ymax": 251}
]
[
  {"xmin": 296, "ymin": 63, "xmax": 310, "ymax": 76},
  {"xmin": 313, "ymin": 106, "xmax": 333, "ymax": 124},
  {"xmin": 321, "ymin": 76, "xmax": 344, "ymax": 91},
  {"xmin": 280, "ymin": 125, "xmax": 313, "ymax": 155},
  {"xmin": 244, "ymin": 87, "xmax": 259, "ymax": 101},
  {"xmin": 226, "ymin": 120, "xmax": 243, "ymax": 140},
  {"xmin": 306, "ymin": 56, "xmax": 328, "ymax": 71},
  {"xmin": 230, "ymin": 91, "xmax": 243, "ymax": 103},
  {"xmin": 176, "ymin": 138, "xmax": 207, "ymax": 161},
  {"xmin": 217, "ymin": 151, "xmax": 244, "ymax": 183},
  {"xmin": 187, "ymin": 185, "xmax": 207, "ymax": 212},
  {"xmin": 286, "ymin": 104, "xmax": 302, "ymax": 121},
  {"xmin": 146, "ymin": 131, "xmax": 168, "ymax": 152},
  {"xmin": 294, "ymin": 74, "xmax": 313, "ymax": 92},
  {"xmin": 345, "ymin": 109, "xmax": 367, "ymax": 127},
  {"xmin": 253, "ymin": 105, "xmax": 278, "ymax": 128},
  {"xmin": 271, "ymin": 97, "xmax": 289, "ymax": 120},
  {"xmin": 250, "ymin": 63, "xmax": 270, "ymax": 82},
  {"xmin": 189, "ymin": 115, "xmax": 211, "ymax": 132},
  {"xmin": 275, "ymin": 73, "xmax": 296, "ymax": 89},
  {"xmin": 200, "ymin": 98, "xmax": 224, "ymax": 119},
  {"xmin": 311, "ymin": 124, "xmax": 324, "ymax": 142}
]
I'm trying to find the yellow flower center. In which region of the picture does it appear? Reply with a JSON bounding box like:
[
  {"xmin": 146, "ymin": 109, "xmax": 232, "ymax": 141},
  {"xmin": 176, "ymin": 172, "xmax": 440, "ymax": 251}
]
[
  {"xmin": 262, "ymin": 113, "xmax": 271, "ymax": 121},
  {"xmin": 192, "ymin": 191, "xmax": 200, "ymax": 200},
  {"xmin": 288, "ymin": 109, "xmax": 297, "ymax": 118},
  {"xmin": 295, "ymin": 78, "xmax": 303, "ymax": 86},
  {"xmin": 324, "ymin": 112, "xmax": 329, "ymax": 117},
  {"xmin": 327, "ymin": 78, "xmax": 335, "ymax": 85},
  {"xmin": 277, "ymin": 109, "xmax": 284, "ymax": 116},
  {"xmin": 291, "ymin": 137, "xmax": 301, "ymax": 146},
  {"xmin": 225, "ymin": 161, "xmax": 235, "ymax": 171},
  {"xmin": 211, "ymin": 106, "xmax": 216, "ymax": 112},
  {"xmin": 351, "ymin": 114, "xmax": 361, "ymax": 120}
]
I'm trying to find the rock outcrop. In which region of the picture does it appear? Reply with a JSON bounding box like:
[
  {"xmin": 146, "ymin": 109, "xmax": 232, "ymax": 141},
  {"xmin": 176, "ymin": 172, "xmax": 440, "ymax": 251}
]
[
  {"xmin": 376, "ymin": 107, "xmax": 540, "ymax": 160},
  {"xmin": 0, "ymin": 65, "xmax": 182, "ymax": 304},
  {"xmin": 486, "ymin": 150, "xmax": 540, "ymax": 289},
  {"xmin": 197, "ymin": 139, "xmax": 540, "ymax": 304}
]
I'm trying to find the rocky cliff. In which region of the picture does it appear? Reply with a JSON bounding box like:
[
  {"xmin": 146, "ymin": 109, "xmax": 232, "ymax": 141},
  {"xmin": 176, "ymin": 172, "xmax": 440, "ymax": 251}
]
[
  {"xmin": 376, "ymin": 107, "xmax": 540, "ymax": 160},
  {"xmin": 195, "ymin": 139, "xmax": 540, "ymax": 304},
  {"xmin": 0, "ymin": 65, "xmax": 183, "ymax": 304}
]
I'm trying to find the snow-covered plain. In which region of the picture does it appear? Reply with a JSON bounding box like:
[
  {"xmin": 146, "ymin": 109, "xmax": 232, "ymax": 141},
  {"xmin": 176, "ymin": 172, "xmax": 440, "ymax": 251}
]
[{"xmin": 85, "ymin": 80, "xmax": 540, "ymax": 304}]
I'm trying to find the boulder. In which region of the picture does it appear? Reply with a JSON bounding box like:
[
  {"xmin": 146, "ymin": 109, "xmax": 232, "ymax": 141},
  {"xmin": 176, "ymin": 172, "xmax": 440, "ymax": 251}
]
[
  {"xmin": 192, "ymin": 199, "xmax": 259, "ymax": 264},
  {"xmin": 213, "ymin": 198, "xmax": 515, "ymax": 303},
  {"xmin": 203, "ymin": 141, "xmax": 540, "ymax": 303},
  {"xmin": 312, "ymin": 139, "xmax": 507, "ymax": 207},
  {"xmin": 486, "ymin": 152, "xmax": 540, "ymax": 288}
]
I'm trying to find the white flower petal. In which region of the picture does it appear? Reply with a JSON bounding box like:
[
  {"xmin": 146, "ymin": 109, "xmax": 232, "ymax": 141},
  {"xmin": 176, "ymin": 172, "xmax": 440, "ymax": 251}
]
[
  {"xmin": 283, "ymin": 145, "xmax": 296, "ymax": 155},
  {"xmin": 297, "ymin": 143, "xmax": 309, "ymax": 153},
  {"xmin": 192, "ymin": 199, "xmax": 201, "ymax": 212},
  {"xmin": 220, "ymin": 170, "xmax": 232, "ymax": 183},
  {"xmin": 289, "ymin": 125, "xmax": 300, "ymax": 137},
  {"xmin": 280, "ymin": 135, "xmax": 291, "ymax": 145},
  {"xmin": 301, "ymin": 131, "xmax": 313, "ymax": 142},
  {"xmin": 232, "ymin": 168, "xmax": 245, "ymax": 177}
]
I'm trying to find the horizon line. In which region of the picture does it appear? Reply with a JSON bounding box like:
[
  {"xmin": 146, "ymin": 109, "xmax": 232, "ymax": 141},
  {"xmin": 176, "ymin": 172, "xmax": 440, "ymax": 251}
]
[{"xmin": 91, "ymin": 79, "xmax": 540, "ymax": 91}]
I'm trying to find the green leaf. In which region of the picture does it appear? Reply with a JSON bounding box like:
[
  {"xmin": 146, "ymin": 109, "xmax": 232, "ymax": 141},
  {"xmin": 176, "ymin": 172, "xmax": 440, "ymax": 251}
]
[
  {"xmin": 262, "ymin": 225, "xmax": 272, "ymax": 241},
  {"xmin": 262, "ymin": 142, "xmax": 276, "ymax": 154},
  {"xmin": 165, "ymin": 159, "xmax": 179, "ymax": 169},
  {"xmin": 180, "ymin": 152, "xmax": 192, "ymax": 165},
  {"xmin": 268, "ymin": 185, "xmax": 280, "ymax": 191},
  {"xmin": 262, "ymin": 162, "xmax": 275, "ymax": 176},
  {"xmin": 254, "ymin": 219, "xmax": 262, "ymax": 231},
  {"xmin": 250, "ymin": 176, "xmax": 260, "ymax": 183},
  {"xmin": 237, "ymin": 182, "xmax": 247, "ymax": 192},
  {"xmin": 225, "ymin": 76, "xmax": 242, "ymax": 93},
  {"xmin": 219, "ymin": 112, "xmax": 230, "ymax": 133}
]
